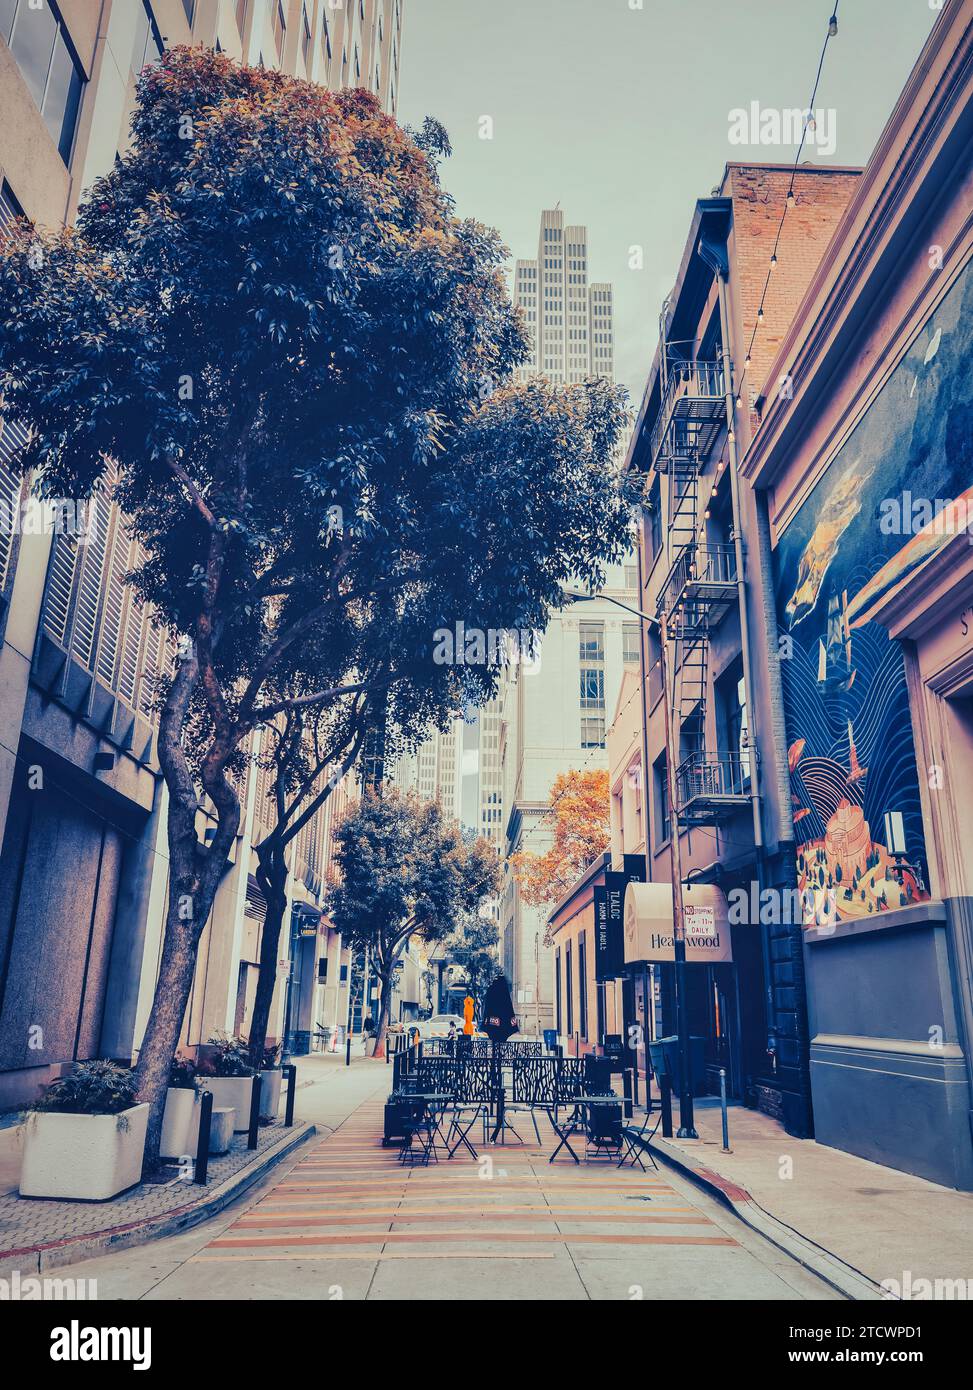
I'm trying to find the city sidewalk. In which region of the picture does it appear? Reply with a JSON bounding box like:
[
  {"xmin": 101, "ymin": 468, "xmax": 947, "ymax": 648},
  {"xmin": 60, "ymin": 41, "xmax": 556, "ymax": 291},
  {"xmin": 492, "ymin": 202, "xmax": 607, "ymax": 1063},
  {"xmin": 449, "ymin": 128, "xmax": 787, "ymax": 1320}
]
[
  {"xmin": 643, "ymin": 1096, "xmax": 973, "ymax": 1294},
  {"xmin": 0, "ymin": 1054, "xmax": 388, "ymax": 1275}
]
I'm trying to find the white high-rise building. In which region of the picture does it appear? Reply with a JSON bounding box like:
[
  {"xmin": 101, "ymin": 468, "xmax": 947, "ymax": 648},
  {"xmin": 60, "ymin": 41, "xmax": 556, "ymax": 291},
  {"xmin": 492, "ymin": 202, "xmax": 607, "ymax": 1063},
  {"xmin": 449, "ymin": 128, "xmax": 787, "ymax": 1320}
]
[
  {"xmin": 501, "ymin": 207, "xmax": 628, "ymax": 1034},
  {"xmin": 389, "ymin": 718, "xmax": 464, "ymax": 824},
  {"xmin": 513, "ymin": 209, "xmax": 614, "ymax": 384}
]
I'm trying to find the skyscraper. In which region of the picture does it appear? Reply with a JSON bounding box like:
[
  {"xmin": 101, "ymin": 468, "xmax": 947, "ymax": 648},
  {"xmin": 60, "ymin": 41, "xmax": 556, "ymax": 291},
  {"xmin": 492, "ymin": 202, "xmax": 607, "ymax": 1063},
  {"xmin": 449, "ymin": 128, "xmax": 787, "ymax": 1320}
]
[
  {"xmin": 500, "ymin": 208, "xmax": 631, "ymax": 1034},
  {"xmin": 513, "ymin": 209, "xmax": 614, "ymax": 384}
]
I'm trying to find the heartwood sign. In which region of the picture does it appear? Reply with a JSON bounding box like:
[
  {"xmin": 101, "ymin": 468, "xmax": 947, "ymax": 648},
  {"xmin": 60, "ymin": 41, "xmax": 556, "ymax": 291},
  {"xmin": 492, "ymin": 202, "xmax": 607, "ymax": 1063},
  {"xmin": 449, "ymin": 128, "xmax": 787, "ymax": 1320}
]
[{"xmin": 623, "ymin": 882, "xmax": 732, "ymax": 965}]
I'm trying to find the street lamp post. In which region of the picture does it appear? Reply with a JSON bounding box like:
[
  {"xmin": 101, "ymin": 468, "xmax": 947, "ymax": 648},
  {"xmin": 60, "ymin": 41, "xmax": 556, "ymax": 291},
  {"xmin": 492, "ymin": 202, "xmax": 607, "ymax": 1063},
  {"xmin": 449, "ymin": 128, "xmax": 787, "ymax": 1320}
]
[{"xmin": 565, "ymin": 587, "xmax": 697, "ymax": 1138}]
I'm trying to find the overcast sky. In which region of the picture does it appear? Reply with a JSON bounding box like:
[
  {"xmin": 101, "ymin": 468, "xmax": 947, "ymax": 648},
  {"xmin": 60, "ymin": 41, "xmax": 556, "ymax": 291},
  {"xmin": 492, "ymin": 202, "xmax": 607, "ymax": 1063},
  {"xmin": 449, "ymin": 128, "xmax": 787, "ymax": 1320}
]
[{"xmin": 398, "ymin": 0, "xmax": 939, "ymax": 410}]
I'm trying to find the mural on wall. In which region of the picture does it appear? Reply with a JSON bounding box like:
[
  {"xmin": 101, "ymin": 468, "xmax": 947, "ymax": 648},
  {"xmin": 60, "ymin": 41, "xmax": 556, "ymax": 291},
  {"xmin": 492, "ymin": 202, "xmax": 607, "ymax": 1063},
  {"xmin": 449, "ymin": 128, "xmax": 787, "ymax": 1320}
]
[{"xmin": 775, "ymin": 257, "xmax": 973, "ymax": 923}]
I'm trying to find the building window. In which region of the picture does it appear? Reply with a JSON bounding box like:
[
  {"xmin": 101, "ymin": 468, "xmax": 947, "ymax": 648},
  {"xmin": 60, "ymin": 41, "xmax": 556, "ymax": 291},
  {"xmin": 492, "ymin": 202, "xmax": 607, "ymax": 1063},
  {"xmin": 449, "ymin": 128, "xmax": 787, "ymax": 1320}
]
[
  {"xmin": 300, "ymin": 3, "xmax": 311, "ymax": 67},
  {"xmin": 578, "ymin": 931, "xmax": 588, "ymax": 1041},
  {"xmin": 580, "ymin": 716, "xmax": 605, "ymax": 750},
  {"xmin": 317, "ymin": 957, "xmax": 328, "ymax": 982},
  {"xmin": 623, "ymin": 622, "xmax": 640, "ymax": 665},
  {"xmin": 580, "ymin": 667, "xmax": 605, "ymax": 711},
  {"xmin": 272, "ymin": 0, "xmax": 286, "ymax": 58},
  {"xmin": 647, "ymin": 625, "xmax": 664, "ymax": 706},
  {"xmin": 718, "ymin": 661, "xmax": 752, "ymax": 788},
  {"xmin": 648, "ymin": 476, "xmax": 663, "ymax": 559},
  {"xmin": 653, "ymin": 752, "xmax": 670, "ymax": 846},
  {"xmin": 0, "ymin": 178, "xmax": 26, "ymax": 235},
  {"xmin": 565, "ymin": 942, "xmax": 573, "ymax": 1037},
  {"xmin": 131, "ymin": 0, "xmax": 164, "ymax": 76},
  {"xmin": 554, "ymin": 949, "xmax": 562, "ymax": 1034},
  {"xmin": 579, "ymin": 620, "xmax": 604, "ymax": 663},
  {"xmin": 624, "ymin": 562, "xmax": 638, "ymax": 590},
  {"xmin": 5, "ymin": 0, "xmax": 85, "ymax": 165}
]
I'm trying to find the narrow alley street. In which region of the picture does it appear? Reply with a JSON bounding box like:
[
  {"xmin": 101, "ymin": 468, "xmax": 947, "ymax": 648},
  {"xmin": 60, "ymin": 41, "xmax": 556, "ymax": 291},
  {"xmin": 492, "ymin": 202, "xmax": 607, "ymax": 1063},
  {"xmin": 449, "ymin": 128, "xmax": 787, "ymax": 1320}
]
[{"xmin": 56, "ymin": 1059, "xmax": 837, "ymax": 1301}]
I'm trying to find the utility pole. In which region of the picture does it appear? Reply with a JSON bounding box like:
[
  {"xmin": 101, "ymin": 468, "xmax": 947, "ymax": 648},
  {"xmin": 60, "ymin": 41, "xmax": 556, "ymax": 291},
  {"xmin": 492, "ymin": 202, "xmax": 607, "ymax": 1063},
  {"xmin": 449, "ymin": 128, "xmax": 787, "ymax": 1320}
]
[{"xmin": 565, "ymin": 588, "xmax": 697, "ymax": 1137}]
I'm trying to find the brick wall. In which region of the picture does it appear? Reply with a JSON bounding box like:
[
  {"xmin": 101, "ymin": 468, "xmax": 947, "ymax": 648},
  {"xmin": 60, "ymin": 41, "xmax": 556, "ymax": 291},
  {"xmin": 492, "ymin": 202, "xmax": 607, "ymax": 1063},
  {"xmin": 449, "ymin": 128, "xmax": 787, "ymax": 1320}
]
[{"xmin": 725, "ymin": 164, "xmax": 861, "ymax": 421}]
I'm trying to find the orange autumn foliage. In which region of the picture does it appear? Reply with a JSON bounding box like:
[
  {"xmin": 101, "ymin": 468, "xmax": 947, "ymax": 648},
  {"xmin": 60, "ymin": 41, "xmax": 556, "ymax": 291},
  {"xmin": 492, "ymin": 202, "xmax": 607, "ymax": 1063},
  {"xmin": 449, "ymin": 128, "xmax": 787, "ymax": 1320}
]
[{"xmin": 511, "ymin": 769, "xmax": 611, "ymax": 909}]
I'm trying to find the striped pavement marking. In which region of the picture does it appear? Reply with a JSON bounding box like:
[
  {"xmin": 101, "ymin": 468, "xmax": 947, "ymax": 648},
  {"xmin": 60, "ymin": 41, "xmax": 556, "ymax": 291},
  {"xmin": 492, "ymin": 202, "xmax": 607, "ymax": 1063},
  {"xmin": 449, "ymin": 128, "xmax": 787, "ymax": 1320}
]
[{"xmin": 192, "ymin": 1101, "xmax": 739, "ymax": 1262}]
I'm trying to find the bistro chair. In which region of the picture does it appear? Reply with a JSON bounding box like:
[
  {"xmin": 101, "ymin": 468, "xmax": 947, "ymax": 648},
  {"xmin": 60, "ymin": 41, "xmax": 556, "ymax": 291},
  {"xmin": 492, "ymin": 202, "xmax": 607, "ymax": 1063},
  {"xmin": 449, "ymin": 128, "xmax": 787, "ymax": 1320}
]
[
  {"xmin": 618, "ymin": 1098, "xmax": 662, "ymax": 1171},
  {"xmin": 397, "ymin": 1096, "xmax": 439, "ymax": 1166},
  {"xmin": 583, "ymin": 1099, "xmax": 624, "ymax": 1162}
]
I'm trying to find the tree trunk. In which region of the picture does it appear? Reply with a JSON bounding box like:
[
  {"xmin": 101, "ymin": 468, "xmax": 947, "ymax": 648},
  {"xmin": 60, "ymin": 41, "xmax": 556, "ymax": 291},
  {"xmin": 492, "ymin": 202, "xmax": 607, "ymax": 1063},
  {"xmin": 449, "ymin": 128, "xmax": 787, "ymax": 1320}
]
[
  {"xmin": 372, "ymin": 968, "xmax": 393, "ymax": 1058},
  {"xmin": 249, "ymin": 843, "xmax": 289, "ymax": 1068},
  {"xmin": 133, "ymin": 851, "xmax": 223, "ymax": 1171},
  {"xmin": 134, "ymin": 649, "xmax": 241, "ymax": 1173}
]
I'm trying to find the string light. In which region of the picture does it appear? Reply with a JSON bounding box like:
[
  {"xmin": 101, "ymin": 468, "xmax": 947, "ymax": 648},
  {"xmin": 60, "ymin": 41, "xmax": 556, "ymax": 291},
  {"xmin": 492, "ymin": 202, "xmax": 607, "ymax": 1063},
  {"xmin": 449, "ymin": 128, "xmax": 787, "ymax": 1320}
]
[{"xmin": 732, "ymin": 0, "xmax": 840, "ymax": 411}]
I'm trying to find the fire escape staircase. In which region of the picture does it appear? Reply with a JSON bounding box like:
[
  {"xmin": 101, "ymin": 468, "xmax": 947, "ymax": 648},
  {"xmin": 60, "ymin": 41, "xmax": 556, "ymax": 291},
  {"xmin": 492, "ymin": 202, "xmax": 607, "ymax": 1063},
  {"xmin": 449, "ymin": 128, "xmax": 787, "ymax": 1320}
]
[{"xmin": 651, "ymin": 356, "xmax": 752, "ymax": 828}]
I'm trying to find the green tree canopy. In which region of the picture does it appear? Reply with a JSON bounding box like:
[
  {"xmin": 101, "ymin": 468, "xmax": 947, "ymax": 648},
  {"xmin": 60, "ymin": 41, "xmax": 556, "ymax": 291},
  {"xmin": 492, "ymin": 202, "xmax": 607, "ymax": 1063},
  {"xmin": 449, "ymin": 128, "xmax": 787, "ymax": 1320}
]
[
  {"xmin": 0, "ymin": 48, "xmax": 633, "ymax": 1163},
  {"xmin": 329, "ymin": 790, "xmax": 499, "ymax": 1047}
]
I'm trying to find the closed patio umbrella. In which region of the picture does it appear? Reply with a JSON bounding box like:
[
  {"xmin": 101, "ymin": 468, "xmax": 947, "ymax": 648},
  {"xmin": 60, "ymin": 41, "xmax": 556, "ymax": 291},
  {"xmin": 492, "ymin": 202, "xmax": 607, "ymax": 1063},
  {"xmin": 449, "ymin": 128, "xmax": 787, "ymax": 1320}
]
[{"xmin": 481, "ymin": 975, "xmax": 518, "ymax": 1044}]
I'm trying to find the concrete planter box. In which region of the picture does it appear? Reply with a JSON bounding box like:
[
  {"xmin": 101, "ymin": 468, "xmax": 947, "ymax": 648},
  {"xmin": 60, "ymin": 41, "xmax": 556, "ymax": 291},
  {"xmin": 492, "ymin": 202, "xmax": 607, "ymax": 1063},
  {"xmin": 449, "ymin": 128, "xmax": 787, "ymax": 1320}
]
[
  {"xmin": 195, "ymin": 1076, "xmax": 256, "ymax": 1132},
  {"xmin": 20, "ymin": 1104, "xmax": 149, "ymax": 1201},
  {"xmin": 160, "ymin": 1088, "xmax": 199, "ymax": 1161},
  {"xmin": 259, "ymin": 1068, "xmax": 282, "ymax": 1121}
]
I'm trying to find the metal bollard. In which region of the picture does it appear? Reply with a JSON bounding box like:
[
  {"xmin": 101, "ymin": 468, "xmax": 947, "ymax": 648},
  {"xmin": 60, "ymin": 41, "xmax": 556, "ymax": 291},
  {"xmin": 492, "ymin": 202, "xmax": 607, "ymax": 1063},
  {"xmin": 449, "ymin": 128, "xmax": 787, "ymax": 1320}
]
[
  {"xmin": 632, "ymin": 1066, "xmax": 640, "ymax": 1109},
  {"xmin": 345, "ymin": 1033, "xmax": 352, "ymax": 1067},
  {"xmin": 194, "ymin": 1089, "xmax": 213, "ymax": 1184},
  {"xmin": 247, "ymin": 1073, "xmax": 261, "ymax": 1150},
  {"xmin": 283, "ymin": 1062, "xmax": 297, "ymax": 1127},
  {"xmin": 719, "ymin": 1067, "xmax": 732, "ymax": 1152},
  {"xmin": 660, "ymin": 1074, "xmax": 673, "ymax": 1139}
]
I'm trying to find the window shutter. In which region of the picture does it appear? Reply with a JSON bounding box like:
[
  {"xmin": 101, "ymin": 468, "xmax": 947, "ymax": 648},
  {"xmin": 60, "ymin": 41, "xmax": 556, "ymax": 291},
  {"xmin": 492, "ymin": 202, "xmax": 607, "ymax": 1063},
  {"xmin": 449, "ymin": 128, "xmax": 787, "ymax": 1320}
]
[{"xmin": 0, "ymin": 416, "xmax": 27, "ymax": 592}]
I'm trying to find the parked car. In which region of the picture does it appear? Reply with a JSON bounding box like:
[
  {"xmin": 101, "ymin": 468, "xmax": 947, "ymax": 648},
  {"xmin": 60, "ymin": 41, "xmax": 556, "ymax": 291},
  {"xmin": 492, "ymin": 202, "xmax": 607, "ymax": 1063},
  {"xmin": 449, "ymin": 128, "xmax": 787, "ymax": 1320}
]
[{"xmin": 411, "ymin": 1013, "xmax": 483, "ymax": 1040}]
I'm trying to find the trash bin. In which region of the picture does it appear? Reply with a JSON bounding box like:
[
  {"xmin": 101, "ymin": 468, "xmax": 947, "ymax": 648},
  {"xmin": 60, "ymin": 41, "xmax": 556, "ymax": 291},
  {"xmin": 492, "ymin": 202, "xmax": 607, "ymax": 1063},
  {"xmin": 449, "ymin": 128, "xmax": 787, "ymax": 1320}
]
[{"xmin": 654, "ymin": 1035, "xmax": 707, "ymax": 1095}]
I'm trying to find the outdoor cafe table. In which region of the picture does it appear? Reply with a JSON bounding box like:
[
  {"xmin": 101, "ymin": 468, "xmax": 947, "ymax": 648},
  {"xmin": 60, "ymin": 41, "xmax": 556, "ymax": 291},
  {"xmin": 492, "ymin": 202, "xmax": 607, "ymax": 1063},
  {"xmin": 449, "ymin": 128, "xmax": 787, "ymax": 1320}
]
[{"xmin": 548, "ymin": 1094, "xmax": 623, "ymax": 1164}]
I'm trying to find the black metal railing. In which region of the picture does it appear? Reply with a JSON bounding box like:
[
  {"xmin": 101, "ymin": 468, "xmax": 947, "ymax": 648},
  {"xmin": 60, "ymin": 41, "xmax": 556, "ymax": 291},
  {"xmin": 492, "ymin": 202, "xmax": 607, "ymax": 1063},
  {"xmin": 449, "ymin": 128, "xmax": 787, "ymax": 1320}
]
[
  {"xmin": 676, "ymin": 752, "xmax": 750, "ymax": 809},
  {"xmin": 650, "ymin": 360, "xmax": 726, "ymax": 465},
  {"xmin": 658, "ymin": 543, "xmax": 737, "ymax": 616}
]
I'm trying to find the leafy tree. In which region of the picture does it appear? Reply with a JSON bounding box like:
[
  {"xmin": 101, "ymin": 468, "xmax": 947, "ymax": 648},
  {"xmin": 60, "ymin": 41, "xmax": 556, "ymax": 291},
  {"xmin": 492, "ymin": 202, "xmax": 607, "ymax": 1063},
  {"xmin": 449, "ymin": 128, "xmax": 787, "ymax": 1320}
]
[
  {"xmin": 512, "ymin": 768, "xmax": 611, "ymax": 911},
  {"xmin": 328, "ymin": 791, "xmax": 499, "ymax": 1050},
  {"xmin": 443, "ymin": 914, "xmax": 501, "ymax": 1012},
  {"xmin": 0, "ymin": 51, "xmax": 631, "ymax": 1163}
]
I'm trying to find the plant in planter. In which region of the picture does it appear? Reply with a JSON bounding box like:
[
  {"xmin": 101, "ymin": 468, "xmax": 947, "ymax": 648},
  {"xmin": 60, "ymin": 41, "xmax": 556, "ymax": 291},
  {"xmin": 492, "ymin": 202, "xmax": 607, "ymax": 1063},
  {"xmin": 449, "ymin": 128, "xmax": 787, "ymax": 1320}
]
[
  {"xmin": 21, "ymin": 1061, "xmax": 149, "ymax": 1200},
  {"xmin": 160, "ymin": 1058, "xmax": 201, "ymax": 1162},
  {"xmin": 196, "ymin": 1037, "xmax": 258, "ymax": 1133}
]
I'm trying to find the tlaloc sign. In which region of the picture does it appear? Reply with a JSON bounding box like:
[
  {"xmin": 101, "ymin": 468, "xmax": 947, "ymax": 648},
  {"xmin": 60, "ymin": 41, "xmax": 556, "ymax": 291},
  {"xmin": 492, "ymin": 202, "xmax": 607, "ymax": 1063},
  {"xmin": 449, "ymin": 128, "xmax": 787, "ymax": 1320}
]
[{"xmin": 594, "ymin": 873, "xmax": 627, "ymax": 981}]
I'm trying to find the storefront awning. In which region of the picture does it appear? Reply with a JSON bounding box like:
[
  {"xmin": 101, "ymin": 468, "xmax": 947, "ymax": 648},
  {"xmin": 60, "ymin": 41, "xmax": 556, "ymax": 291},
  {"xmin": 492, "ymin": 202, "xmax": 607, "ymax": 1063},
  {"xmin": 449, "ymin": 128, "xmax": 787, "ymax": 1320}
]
[{"xmin": 623, "ymin": 881, "xmax": 733, "ymax": 965}]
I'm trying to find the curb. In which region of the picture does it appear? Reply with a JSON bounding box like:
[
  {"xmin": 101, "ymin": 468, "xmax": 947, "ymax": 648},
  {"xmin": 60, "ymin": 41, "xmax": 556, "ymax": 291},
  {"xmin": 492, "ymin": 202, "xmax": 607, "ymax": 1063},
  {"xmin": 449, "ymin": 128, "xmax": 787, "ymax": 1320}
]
[
  {"xmin": 645, "ymin": 1133, "xmax": 886, "ymax": 1301},
  {"xmin": 0, "ymin": 1121, "xmax": 316, "ymax": 1276}
]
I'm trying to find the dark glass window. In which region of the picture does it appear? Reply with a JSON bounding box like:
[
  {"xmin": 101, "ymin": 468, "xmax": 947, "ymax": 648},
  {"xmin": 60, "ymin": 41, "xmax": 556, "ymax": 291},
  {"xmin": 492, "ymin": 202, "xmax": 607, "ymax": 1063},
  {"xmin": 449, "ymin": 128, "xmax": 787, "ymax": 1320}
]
[
  {"xmin": 578, "ymin": 932, "xmax": 587, "ymax": 1041},
  {"xmin": 131, "ymin": 2, "xmax": 164, "ymax": 75},
  {"xmin": 653, "ymin": 752, "xmax": 670, "ymax": 847},
  {"xmin": 7, "ymin": 0, "xmax": 85, "ymax": 165},
  {"xmin": 565, "ymin": 943, "xmax": 573, "ymax": 1036},
  {"xmin": 0, "ymin": 0, "xmax": 17, "ymax": 43},
  {"xmin": 9, "ymin": 0, "xmax": 57, "ymax": 108},
  {"xmin": 301, "ymin": 4, "xmax": 311, "ymax": 66}
]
